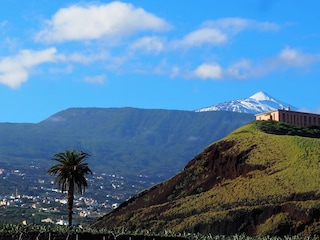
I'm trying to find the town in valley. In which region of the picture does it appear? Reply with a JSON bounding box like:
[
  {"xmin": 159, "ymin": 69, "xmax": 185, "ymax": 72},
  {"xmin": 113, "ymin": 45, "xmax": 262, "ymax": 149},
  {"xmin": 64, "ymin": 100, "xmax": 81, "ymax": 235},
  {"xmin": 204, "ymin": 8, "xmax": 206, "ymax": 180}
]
[{"xmin": 0, "ymin": 161, "xmax": 155, "ymax": 226}]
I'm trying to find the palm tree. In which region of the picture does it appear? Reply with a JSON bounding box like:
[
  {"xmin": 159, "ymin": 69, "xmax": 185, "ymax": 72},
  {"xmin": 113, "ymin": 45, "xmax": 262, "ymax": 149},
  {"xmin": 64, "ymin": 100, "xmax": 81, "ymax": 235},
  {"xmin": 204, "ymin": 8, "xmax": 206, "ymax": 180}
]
[{"xmin": 47, "ymin": 149, "xmax": 92, "ymax": 226}]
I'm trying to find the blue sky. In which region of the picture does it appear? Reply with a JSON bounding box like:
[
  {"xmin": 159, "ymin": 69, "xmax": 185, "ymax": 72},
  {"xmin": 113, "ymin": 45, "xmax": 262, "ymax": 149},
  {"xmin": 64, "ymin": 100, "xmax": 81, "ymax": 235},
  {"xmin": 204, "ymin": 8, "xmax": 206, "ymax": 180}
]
[{"xmin": 1, "ymin": 0, "xmax": 320, "ymax": 122}]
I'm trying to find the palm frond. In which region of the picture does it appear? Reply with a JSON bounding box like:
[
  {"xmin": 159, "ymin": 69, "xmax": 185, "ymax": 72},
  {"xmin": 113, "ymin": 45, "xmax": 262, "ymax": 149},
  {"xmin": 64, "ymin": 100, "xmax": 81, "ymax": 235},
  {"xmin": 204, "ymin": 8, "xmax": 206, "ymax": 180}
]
[{"xmin": 47, "ymin": 149, "xmax": 92, "ymax": 193}]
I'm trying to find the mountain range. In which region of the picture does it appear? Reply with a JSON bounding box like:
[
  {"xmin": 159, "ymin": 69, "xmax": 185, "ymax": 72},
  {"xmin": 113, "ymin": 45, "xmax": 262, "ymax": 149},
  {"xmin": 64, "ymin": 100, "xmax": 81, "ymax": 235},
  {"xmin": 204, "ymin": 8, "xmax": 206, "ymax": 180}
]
[
  {"xmin": 196, "ymin": 91, "xmax": 296, "ymax": 114},
  {"xmin": 0, "ymin": 108, "xmax": 254, "ymax": 182},
  {"xmin": 3, "ymin": 90, "xmax": 318, "ymax": 236},
  {"xmin": 92, "ymin": 120, "xmax": 320, "ymax": 236},
  {"xmin": 0, "ymin": 91, "xmax": 294, "ymax": 182}
]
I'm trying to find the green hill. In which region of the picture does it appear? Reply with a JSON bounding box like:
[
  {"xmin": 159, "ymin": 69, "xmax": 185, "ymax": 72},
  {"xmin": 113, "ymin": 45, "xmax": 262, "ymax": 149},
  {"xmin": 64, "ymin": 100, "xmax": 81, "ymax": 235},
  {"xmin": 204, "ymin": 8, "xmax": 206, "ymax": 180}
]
[
  {"xmin": 92, "ymin": 120, "xmax": 320, "ymax": 236},
  {"xmin": 0, "ymin": 107, "xmax": 253, "ymax": 180}
]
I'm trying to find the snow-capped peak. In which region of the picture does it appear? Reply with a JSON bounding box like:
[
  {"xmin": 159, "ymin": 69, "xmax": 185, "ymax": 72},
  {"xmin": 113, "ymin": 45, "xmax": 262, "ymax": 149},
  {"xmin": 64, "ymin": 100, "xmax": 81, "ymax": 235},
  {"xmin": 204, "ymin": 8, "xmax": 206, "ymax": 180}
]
[
  {"xmin": 196, "ymin": 91, "xmax": 296, "ymax": 114},
  {"xmin": 249, "ymin": 91, "xmax": 273, "ymax": 101}
]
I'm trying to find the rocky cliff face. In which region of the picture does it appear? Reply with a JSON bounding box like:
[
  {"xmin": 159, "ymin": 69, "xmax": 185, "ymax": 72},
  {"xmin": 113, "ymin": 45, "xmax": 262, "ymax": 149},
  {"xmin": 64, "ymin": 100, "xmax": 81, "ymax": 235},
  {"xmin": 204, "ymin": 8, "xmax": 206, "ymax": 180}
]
[
  {"xmin": 95, "ymin": 140, "xmax": 265, "ymax": 218},
  {"xmin": 92, "ymin": 122, "xmax": 320, "ymax": 236}
]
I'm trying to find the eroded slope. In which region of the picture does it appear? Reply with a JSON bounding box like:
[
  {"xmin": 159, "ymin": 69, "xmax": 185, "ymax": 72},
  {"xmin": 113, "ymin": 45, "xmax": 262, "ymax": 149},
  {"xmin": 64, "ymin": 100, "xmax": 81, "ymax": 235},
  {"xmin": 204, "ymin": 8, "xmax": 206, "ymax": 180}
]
[{"xmin": 92, "ymin": 121, "xmax": 320, "ymax": 236}]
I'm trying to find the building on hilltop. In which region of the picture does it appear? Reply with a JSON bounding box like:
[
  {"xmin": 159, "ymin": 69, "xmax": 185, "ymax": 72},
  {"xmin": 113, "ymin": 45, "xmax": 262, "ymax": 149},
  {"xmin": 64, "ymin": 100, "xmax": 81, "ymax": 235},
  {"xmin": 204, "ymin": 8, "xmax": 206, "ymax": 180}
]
[{"xmin": 255, "ymin": 108, "xmax": 320, "ymax": 127}]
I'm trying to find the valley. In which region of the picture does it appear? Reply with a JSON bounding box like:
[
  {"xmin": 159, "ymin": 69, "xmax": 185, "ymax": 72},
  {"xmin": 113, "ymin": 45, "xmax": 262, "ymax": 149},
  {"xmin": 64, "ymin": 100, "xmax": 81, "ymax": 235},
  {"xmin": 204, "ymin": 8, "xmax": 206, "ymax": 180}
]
[
  {"xmin": 0, "ymin": 161, "xmax": 155, "ymax": 226},
  {"xmin": 0, "ymin": 107, "xmax": 254, "ymax": 225},
  {"xmin": 1, "ymin": 96, "xmax": 319, "ymax": 236}
]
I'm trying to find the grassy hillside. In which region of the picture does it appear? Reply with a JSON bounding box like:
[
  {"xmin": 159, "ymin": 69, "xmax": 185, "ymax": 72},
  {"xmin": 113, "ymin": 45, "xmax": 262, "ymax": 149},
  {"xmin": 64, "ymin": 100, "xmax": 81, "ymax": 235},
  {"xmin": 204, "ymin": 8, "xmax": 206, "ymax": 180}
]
[{"xmin": 92, "ymin": 120, "xmax": 320, "ymax": 236}]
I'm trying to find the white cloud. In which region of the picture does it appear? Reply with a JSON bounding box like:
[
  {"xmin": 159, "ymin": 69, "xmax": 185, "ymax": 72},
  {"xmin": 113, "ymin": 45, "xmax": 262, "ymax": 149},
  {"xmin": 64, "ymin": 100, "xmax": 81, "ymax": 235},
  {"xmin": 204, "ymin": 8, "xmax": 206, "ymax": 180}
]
[
  {"xmin": 228, "ymin": 47, "xmax": 320, "ymax": 80},
  {"xmin": 225, "ymin": 59, "xmax": 252, "ymax": 79},
  {"xmin": 170, "ymin": 66, "xmax": 180, "ymax": 78},
  {"xmin": 193, "ymin": 63, "xmax": 222, "ymax": 80},
  {"xmin": 0, "ymin": 48, "xmax": 58, "ymax": 88},
  {"xmin": 130, "ymin": 36, "xmax": 165, "ymax": 54},
  {"xmin": 204, "ymin": 17, "xmax": 280, "ymax": 33},
  {"xmin": 190, "ymin": 47, "xmax": 320, "ymax": 81},
  {"xmin": 35, "ymin": 2, "xmax": 171, "ymax": 43},
  {"xmin": 178, "ymin": 28, "xmax": 227, "ymax": 47},
  {"xmin": 0, "ymin": 48, "xmax": 111, "ymax": 88},
  {"xmin": 277, "ymin": 47, "xmax": 319, "ymax": 67},
  {"xmin": 248, "ymin": 47, "xmax": 320, "ymax": 77},
  {"xmin": 63, "ymin": 51, "xmax": 110, "ymax": 64},
  {"xmin": 84, "ymin": 75, "xmax": 106, "ymax": 85},
  {"xmin": 174, "ymin": 17, "xmax": 280, "ymax": 49}
]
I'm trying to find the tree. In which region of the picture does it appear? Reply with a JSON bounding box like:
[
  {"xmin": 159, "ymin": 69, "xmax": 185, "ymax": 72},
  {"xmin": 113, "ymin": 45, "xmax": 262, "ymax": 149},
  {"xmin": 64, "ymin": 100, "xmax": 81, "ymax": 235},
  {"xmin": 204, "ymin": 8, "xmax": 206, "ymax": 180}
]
[{"xmin": 47, "ymin": 149, "xmax": 92, "ymax": 226}]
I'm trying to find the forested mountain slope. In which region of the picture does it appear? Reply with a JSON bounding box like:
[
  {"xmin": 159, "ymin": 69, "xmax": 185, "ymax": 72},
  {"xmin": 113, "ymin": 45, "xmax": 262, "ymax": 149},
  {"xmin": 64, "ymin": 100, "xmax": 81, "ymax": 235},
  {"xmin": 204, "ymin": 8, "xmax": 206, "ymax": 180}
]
[{"xmin": 0, "ymin": 107, "xmax": 254, "ymax": 179}]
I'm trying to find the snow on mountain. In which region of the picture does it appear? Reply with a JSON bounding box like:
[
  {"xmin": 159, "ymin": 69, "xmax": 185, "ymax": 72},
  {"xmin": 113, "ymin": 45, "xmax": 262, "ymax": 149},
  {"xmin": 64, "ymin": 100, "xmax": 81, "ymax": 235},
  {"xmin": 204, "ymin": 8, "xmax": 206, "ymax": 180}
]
[{"xmin": 196, "ymin": 91, "xmax": 296, "ymax": 114}]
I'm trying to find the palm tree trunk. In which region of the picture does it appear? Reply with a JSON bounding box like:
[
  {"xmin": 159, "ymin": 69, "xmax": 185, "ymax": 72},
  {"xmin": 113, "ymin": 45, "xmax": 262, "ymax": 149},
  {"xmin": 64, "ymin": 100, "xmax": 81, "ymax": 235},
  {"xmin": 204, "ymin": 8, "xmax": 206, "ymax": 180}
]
[{"xmin": 68, "ymin": 180, "xmax": 75, "ymax": 226}]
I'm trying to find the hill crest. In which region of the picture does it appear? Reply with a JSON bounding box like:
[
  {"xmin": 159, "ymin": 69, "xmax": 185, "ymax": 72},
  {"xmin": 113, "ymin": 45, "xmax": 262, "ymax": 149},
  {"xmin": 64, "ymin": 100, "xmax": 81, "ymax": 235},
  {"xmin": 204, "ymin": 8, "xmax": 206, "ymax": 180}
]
[{"xmin": 92, "ymin": 121, "xmax": 320, "ymax": 236}]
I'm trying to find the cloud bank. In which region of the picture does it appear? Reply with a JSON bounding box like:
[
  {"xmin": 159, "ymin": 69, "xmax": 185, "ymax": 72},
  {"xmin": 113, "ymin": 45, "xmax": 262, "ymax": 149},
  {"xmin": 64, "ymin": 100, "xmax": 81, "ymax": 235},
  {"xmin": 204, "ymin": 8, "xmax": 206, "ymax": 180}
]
[
  {"xmin": 1, "ymin": 1, "xmax": 320, "ymax": 89},
  {"xmin": 173, "ymin": 17, "xmax": 280, "ymax": 49},
  {"xmin": 191, "ymin": 47, "xmax": 320, "ymax": 80},
  {"xmin": 0, "ymin": 48, "xmax": 58, "ymax": 88},
  {"xmin": 35, "ymin": 2, "xmax": 170, "ymax": 43}
]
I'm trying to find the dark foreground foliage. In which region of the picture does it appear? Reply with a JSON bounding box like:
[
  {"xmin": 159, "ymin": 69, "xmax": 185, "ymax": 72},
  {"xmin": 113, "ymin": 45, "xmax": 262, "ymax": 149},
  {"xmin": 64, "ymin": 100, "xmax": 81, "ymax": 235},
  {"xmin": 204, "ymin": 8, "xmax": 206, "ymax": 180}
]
[
  {"xmin": 254, "ymin": 120, "xmax": 320, "ymax": 138},
  {"xmin": 0, "ymin": 224, "xmax": 319, "ymax": 240},
  {"xmin": 0, "ymin": 232, "xmax": 184, "ymax": 240},
  {"xmin": 0, "ymin": 224, "xmax": 186, "ymax": 240}
]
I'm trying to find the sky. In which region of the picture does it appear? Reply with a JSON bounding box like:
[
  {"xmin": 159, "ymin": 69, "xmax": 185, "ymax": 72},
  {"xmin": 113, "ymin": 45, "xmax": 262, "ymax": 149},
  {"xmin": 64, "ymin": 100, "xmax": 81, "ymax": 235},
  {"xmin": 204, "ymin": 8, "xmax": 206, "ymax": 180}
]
[{"xmin": 1, "ymin": 0, "xmax": 320, "ymax": 123}]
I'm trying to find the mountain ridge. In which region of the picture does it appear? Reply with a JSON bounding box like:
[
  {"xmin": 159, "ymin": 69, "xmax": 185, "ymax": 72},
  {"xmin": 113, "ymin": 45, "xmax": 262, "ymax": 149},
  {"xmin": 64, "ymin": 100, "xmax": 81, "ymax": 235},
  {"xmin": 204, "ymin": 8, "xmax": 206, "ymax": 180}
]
[
  {"xmin": 196, "ymin": 91, "xmax": 296, "ymax": 114},
  {"xmin": 0, "ymin": 107, "xmax": 254, "ymax": 180}
]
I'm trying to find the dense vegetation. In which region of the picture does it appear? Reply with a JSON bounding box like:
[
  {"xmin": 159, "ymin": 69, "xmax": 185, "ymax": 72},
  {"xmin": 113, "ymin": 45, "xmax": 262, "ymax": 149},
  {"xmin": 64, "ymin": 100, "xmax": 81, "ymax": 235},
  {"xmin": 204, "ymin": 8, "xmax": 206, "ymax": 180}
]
[
  {"xmin": 0, "ymin": 224, "xmax": 319, "ymax": 240},
  {"xmin": 0, "ymin": 107, "xmax": 254, "ymax": 179},
  {"xmin": 93, "ymin": 121, "xmax": 320, "ymax": 236},
  {"xmin": 254, "ymin": 120, "xmax": 320, "ymax": 138}
]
